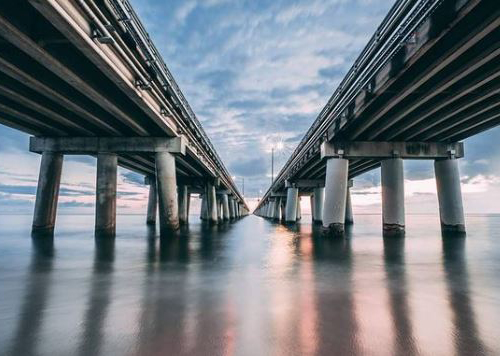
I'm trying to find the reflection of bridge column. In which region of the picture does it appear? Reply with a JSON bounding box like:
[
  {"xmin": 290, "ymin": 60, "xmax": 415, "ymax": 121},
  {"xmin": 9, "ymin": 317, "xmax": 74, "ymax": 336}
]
[
  {"xmin": 8, "ymin": 238, "xmax": 54, "ymax": 356},
  {"xmin": 156, "ymin": 151, "xmax": 179, "ymax": 233},
  {"xmin": 95, "ymin": 153, "xmax": 117, "ymax": 238},
  {"xmin": 32, "ymin": 152, "xmax": 63, "ymax": 236},
  {"xmin": 435, "ymin": 158, "xmax": 465, "ymax": 234},
  {"xmin": 178, "ymin": 185, "xmax": 189, "ymax": 225},
  {"xmin": 78, "ymin": 238, "xmax": 115, "ymax": 356},
  {"xmin": 381, "ymin": 158, "xmax": 405, "ymax": 235},
  {"xmin": 322, "ymin": 157, "xmax": 348, "ymax": 235},
  {"xmin": 383, "ymin": 237, "xmax": 418, "ymax": 356},
  {"xmin": 442, "ymin": 237, "xmax": 485, "ymax": 355},
  {"xmin": 285, "ymin": 187, "xmax": 298, "ymax": 222},
  {"xmin": 312, "ymin": 187, "xmax": 324, "ymax": 224},
  {"xmin": 146, "ymin": 175, "xmax": 157, "ymax": 225}
]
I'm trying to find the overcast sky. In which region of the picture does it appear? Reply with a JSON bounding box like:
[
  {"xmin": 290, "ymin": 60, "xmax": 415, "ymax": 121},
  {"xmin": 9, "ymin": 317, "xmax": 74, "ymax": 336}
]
[{"xmin": 1, "ymin": 0, "xmax": 500, "ymax": 215}]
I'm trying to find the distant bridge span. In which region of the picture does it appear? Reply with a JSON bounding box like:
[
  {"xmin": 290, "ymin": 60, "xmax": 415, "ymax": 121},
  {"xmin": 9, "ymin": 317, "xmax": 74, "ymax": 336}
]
[
  {"xmin": 256, "ymin": 0, "xmax": 500, "ymax": 235},
  {"xmin": 0, "ymin": 0, "xmax": 248, "ymax": 236}
]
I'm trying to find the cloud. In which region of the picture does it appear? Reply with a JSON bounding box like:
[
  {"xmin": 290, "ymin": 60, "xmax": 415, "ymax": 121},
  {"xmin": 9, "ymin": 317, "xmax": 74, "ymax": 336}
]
[{"xmin": 230, "ymin": 157, "xmax": 268, "ymax": 177}]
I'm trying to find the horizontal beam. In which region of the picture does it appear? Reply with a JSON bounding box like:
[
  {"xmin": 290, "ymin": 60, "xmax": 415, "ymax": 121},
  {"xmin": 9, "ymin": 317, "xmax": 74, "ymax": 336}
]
[
  {"xmin": 321, "ymin": 141, "xmax": 464, "ymax": 160},
  {"xmin": 285, "ymin": 179, "xmax": 324, "ymax": 188},
  {"xmin": 30, "ymin": 136, "xmax": 186, "ymax": 155}
]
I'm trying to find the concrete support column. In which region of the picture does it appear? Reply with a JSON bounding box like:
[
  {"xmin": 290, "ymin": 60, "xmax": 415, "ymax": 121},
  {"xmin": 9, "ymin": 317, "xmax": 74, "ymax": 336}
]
[
  {"xmin": 285, "ymin": 187, "xmax": 299, "ymax": 222},
  {"xmin": 345, "ymin": 184, "xmax": 353, "ymax": 225},
  {"xmin": 381, "ymin": 158, "xmax": 405, "ymax": 234},
  {"xmin": 32, "ymin": 152, "xmax": 64, "ymax": 235},
  {"xmin": 229, "ymin": 197, "xmax": 235, "ymax": 219},
  {"xmin": 200, "ymin": 194, "xmax": 207, "ymax": 220},
  {"xmin": 296, "ymin": 197, "xmax": 302, "ymax": 220},
  {"xmin": 155, "ymin": 151, "xmax": 179, "ymax": 233},
  {"xmin": 268, "ymin": 200, "xmax": 274, "ymax": 218},
  {"xmin": 95, "ymin": 153, "xmax": 118, "ymax": 238},
  {"xmin": 207, "ymin": 184, "xmax": 218, "ymax": 224},
  {"xmin": 323, "ymin": 158, "xmax": 348, "ymax": 235},
  {"xmin": 313, "ymin": 187, "xmax": 324, "ymax": 224},
  {"xmin": 435, "ymin": 158, "xmax": 465, "ymax": 233},
  {"xmin": 222, "ymin": 194, "xmax": 230, "ymax": 220},
  {"xmin": 237, "ymin": 202, "xmax": 241, "ymax": 218},
  {"xmin": 273, "ymin": 198, "xmax": 281, "ymax": 220},
  {"xmin": 146, "ymin": 176, "xmax": 157, "ymax": 225},
  {"xmin": 178, "ymin": 185, "xmax": 189, "ymax": 225},
  {"xmin": 280, "ymin": 199, "xmax": 286, "ymax": 221}
]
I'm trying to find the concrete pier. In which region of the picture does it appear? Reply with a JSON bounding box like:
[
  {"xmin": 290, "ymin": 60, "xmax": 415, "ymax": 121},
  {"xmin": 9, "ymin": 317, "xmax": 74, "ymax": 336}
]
[
  {"xmin": 95, "ymin": 153, "xmax": 118, "ymax": 238},
  {"xmin": 146, "ymin": 176, "xmax": 157, "ymax": 225},
  {"xmin": 222, "ymin": 194, "xmax": 230, "ymax": 220},
  {"xmin": 322, "ymin": 158, "xmax": 348, "ymax": 235},
  {"xmin": 435, "ymin": 158, "xmax": 466, "ymax": 233},
  {"xmin": 296, "ymin": 197, "xmax": 302, "ymax": 220},
  {"xmin": 178, "ymin": 185, "xmax": 189, "ymax": 225},
  {"xmin": 273, "ymin": 198, "xmax": 281, "ymax": 220},
  {"xmin": 32, "ymin": 152, "xmax": 64, "ymax": 235},
  {"xmin": 285, "ymin": 187, "xmax": 299, "ymax": 222},
  {"xmin": 155, "ymin": 151, "xmax": 179, "ymax": 233},
  {"xmin": 200, "ymin": 194, "xmax": 208, "ymax": 220},
  {"xmin": 280, "ymin": 199, "xmax": 286, "ymax": 221},
  {"xmin": 229, "ymin": 197, "xmax": 236, "ymax": 219},
  {"xmin": 381, "ymin": 158, "xmax": 405, "ymax": 234},
  {"xmin": 345, "ymin": 185, "xmax": 353, "ymax": 225},
  {"xmin": 207, "ymin": 184, "xmax": 218, "ymax": 224},
  {"xmin": 313, "ymin": 187, "xmax": 324, "ymax": 224}
]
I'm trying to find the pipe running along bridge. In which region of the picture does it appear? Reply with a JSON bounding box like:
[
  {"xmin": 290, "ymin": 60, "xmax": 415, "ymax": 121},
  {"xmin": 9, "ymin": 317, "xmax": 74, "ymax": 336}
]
[
  {"xmin": 0, "ymin": 0, "xmax": 248, "ymax": 237},
  {"xmin": 255, "ymin": 0, "xmax": 500, "ymax": 235}
]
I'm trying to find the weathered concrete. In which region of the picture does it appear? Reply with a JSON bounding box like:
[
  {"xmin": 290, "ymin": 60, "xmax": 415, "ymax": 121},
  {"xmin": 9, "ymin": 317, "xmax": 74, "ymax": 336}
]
[
  {"xmin": 322, "ymin": 158, "xmax": 348, "ymax": 235},
  {"xmin": 146, "ymin": 176, "xmax": 157, "ymax": 225},
  {"xmin": 207, "ymin": 184, "xmax": 218, "ymax": 224},
  {"xmin": 32, "ymin": 152, "xmax": 64, "ymax": 235},
  {"xmin": 296, "ymin": 197, "xmax": 302, "ymax": 220},
  {"xmin": 435, "ymin": 158, "xmax": 466, "ymax": 233},
  {"xmin": 178, "ymin": 185, "xmax": 189, "ymax": 225},
  {"xmin": 312, "ymin": 187, "xmax": 324, "ymax": 224},
  {"xmin": 222, "ymin": 194, "xmax": 230, "ymax": 220},
  {"xmin": 285, "ymin": 187, "xmax": 299, "ymax": 222},
  {"xmin": 200, "ymin": 194, "xmax": 208, "ymax": 220},
  {"xmin": 95, "ymin": 153, "xmax": 118, "ymax": 238},
  {"xmin": 273, "ymin": 198, "xmax": 281, "ymax": 220},
  {"xmin": 345, "ymin": 185, "xmax": 354, "ymax": 225},
  {"xmin": 381, "ymin": 158, "xmax": 405, "ymax": 234},
  {"xmin": 229, "ymin": 197, "xmax": 236, "ymax": 219},
  {"xmin": 155, "ymin": 151, "xmax": 179, "ymax": 233},
  {"xmin": 321, "ymin": 141, "xmax": 464, "ymax": 159}
]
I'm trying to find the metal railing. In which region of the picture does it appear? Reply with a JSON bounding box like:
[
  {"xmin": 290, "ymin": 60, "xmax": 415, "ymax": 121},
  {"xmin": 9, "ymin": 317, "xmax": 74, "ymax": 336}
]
[{"xmin": 257, "ymin": 0, "xmax": 446, "ymax": 209}]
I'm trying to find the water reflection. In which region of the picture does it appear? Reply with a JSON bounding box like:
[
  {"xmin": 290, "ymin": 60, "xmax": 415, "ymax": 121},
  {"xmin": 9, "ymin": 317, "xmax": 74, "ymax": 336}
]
[
  {"xmin": 383, "ymin": 237, "xmax": 418, "ymax": 356},
  {"xmin": 442, "ymin": 237, "xmax": 488, "ymax": 356},
  {"xmin": 8, "ymin": 238, "xmax": 54, "ymax": 356},
  {"xmin": 78, "ymin": 238, "xmax": 115, "ymax": 356}
]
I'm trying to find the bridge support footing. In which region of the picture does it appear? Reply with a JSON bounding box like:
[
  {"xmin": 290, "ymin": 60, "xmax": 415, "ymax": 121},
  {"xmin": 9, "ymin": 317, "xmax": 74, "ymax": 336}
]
[
  {"xmin": 313, "ymin": 187, "xmax": 324, "ymax": 224},
  {"xmin": 156, "ymin": 152, "xmax": 179, "ymax": 234},
  {"xmin": 285, "ymin": 187, "xmax": 299, "ymax": 222},
  {"xmin": 323, "ymin": 157, "xmax": 348, "ymax": 235},
  {"xmin": 32, "ymin": 152, "xmax": 64, "ymax": 236},
  {"xmin": 95, "ymin": 153, "xmax": 117, "ymax": 238},
  {"xmin": 178, "ymin": 185, "xmax": 189, "ymax": 225},
  {"xmin": 146, "ymin": 176, "xmax": 157, "ymax": 225},
  {"xmin": 381, "ymin": 158, "xmax": 405, "ymax": 235},
  {"xmin": 435, "ymin": 158, "xmax": 465, "ymax": 234}
]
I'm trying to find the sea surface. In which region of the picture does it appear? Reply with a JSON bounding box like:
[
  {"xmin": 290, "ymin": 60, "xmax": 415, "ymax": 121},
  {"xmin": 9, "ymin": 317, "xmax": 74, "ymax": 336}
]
[{"xmin": 0, "ymin": 213, "xmax": 499, "ymax": 356}]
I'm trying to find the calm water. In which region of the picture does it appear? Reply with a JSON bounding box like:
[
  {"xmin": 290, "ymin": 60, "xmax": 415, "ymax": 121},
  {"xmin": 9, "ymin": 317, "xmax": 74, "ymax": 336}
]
[{"xmin": 0, "ymin": 214, "xmax": 499, "ymax": 356}]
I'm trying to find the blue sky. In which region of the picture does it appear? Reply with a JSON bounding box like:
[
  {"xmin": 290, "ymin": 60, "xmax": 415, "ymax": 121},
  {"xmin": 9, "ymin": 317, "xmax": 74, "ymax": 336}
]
[{"xmin": 1, "ymin": 0, "xmax": 500, "ymax": 214}]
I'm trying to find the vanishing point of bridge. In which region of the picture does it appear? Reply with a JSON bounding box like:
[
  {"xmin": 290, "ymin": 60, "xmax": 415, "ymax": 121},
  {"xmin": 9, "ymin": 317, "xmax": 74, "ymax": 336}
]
[
  {"xmin": 255, "ymin": 0, "xmax": 500, "ymax": 236},
  {"xmin": 0, "ymin": 0, "xmax": 248, "ymax": 237}
]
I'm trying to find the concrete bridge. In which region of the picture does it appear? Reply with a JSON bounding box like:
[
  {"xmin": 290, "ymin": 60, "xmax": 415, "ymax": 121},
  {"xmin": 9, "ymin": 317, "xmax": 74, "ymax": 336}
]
[
  {"xmin": 0, "ymin": 0, "xmax": 248, "ymax": 237},
  {"xmin": 255, "ymin": 0, "xmax": 500, "ymax": 235}
]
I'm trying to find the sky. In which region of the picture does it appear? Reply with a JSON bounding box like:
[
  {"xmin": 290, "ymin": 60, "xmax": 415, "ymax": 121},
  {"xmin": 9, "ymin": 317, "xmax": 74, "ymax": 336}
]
[{"xmin": 1, "ymin": 0, "xmax": 500, "ymax": 215}]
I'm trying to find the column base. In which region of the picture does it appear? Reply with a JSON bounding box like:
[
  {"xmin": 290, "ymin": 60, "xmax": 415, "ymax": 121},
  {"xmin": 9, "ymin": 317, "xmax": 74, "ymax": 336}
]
[
  {"xmin": 345, "ymin": 219, "xmax": 354, "ymax": 225},
  {"xmin": 31, "ymin": 225, "xmax": 55, "ymax": 237},
  {"xmin": 323, "ymin": 223, "xmax": 344, "ymax": 236},
  {"xmin": 383, "ymin": 223, "xmax": 405, "ymax": 237},
  {"xmin": 146, "ymin": 219, "xmax": 156, "ymax": 225},
  {"xmin": 441, "ymin": 223, "xmax": 466, "ymax": 234},
  {"xmin": 312, "ymin": 219, "xmax": 322, "ymax": 225},
  {"xmin": 95, "ymin": 227, "xmax": 116, "ymax": 239}
]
